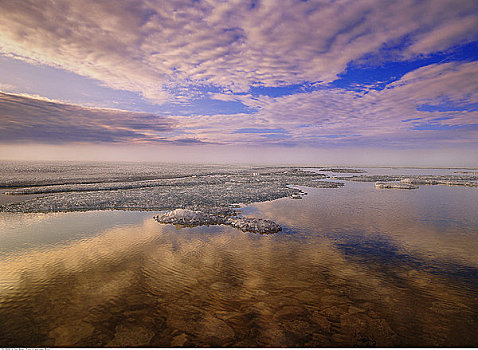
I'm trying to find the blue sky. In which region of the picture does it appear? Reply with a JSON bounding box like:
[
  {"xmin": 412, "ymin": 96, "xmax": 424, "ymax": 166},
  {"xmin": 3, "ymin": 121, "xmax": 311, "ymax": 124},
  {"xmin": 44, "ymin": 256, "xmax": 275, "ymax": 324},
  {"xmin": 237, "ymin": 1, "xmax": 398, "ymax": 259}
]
[{"xmin": 0, "ymin": 0, "xmax": 477, "ymax": 164}]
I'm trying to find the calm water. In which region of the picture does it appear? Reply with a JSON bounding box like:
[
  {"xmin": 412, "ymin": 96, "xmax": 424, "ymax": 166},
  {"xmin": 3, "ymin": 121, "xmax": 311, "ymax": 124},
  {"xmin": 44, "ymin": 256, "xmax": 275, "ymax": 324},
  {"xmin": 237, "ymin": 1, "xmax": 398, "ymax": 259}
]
[{"xmin": 1, "ymin": 169, "xmax": 478, "ymax": 347}]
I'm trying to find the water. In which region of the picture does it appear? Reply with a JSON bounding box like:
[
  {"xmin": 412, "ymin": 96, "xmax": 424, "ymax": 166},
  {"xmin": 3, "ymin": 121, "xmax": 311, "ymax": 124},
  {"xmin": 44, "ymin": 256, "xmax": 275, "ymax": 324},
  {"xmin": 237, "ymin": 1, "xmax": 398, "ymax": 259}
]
[{"xmin": 0, "ymin": 165, "xmax": 477, "ymax": 346}]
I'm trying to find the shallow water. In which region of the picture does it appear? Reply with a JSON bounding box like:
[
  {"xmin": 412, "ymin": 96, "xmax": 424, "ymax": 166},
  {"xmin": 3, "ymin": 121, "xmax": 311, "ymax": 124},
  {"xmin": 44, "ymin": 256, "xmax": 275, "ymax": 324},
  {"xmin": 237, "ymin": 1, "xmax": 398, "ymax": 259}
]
[{"xmin": 1, "ymin": 169, "xmax": 478, "ymax": 347}]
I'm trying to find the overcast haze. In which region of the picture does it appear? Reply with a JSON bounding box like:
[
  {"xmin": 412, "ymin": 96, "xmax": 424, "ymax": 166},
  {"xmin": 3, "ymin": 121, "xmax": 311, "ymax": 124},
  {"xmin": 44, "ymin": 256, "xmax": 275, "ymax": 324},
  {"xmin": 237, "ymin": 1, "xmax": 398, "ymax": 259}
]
[{"xmin": 0, "ymin": 0, "xmax": 477, "ymax": 166}]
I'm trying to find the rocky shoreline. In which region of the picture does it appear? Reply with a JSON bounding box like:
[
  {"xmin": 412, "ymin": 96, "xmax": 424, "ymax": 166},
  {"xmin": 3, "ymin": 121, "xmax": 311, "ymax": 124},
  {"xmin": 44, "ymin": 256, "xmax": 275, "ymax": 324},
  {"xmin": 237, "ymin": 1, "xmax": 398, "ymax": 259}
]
[
  {"xmin": 334, "ymin": 174, "xmax": 478, "ymax": 189},
  {"xmin": 2, "ymin": 165, "xmax": 476, "ymax": 213},
  {"xmin": 0, "ymin": 167, "xmax": 343, "ymax": 213}
]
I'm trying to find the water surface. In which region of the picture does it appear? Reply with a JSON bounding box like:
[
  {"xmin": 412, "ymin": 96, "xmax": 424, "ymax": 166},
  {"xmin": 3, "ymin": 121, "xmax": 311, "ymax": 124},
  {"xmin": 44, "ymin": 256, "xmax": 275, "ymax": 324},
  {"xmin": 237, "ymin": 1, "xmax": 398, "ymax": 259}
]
[{"xmin": 0, "ymin": 169, "xmax": 478, "ymax": 347}]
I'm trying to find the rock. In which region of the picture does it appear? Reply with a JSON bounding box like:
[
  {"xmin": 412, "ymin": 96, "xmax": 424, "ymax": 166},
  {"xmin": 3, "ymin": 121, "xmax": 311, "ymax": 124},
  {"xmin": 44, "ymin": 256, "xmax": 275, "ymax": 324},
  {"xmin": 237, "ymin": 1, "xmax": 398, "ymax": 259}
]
[
  {"xmin": 0, "ymin": 166, "xmax": 342, "ymax": 213},
  {"xmin": 226, "ymin": 217, "xmax": 282, "ymax": 234},
  {"xmin": 154, "ymin": 208, "xmax": 226, "ymax": 226},
  {"xmin": 242, "ymin": 302, "xmax": 275, "ymax": 319},
  {"xmin": 166, "ymin": 308, "xmax": 235, "ymax": 345},
  {"xmin": 339, "ymin": 313, "xmax": 398, "ymax": 347},
  {"xmin": 274, "ymin": 305, "xmax": 307, "ymax": 320},
  {"xmin": 155, "ymin": 208, "xmax": 282, "ymax": 234},
  {"xmin": 293, "ymin": 290, "xmax": 318, "ymax": 302},
  {"xmin": 170, "ymin": 333, "xmax": 188, "ymax": 347},
  {"xmin": 166, "ymin": 305, "xmax": 205, "ymax": 333},
  {"xmin": 49, "ymin": 322, "xmax": 95, "ymax": 347},
  {"xmin": 347, "ymin": 305, "xmax": 365, "ymax": 314},
  {"xmin": 320, "ymin": 294, "xmax": 349, "ymax": 305},
  {"xmin": 437, "ymin": 180, "xmax": 478, "ymax": 187},
  {"xmin": 402, "ymin": 177, "xmax": 478, "ymax": 187},
  {"xmin": 374, "ymin": 182, "xmax": 418, "ymax": 189},
  {"xmin": 318, "ymin": 168, "xmax": 366, "ymax": 173},
  {"xmin": 401, "ymin": 178, "xmax": 439, "ymax": 185},
  {"xmin": 199, "ymin": 315, "xmax": 235, "ymax": 344},
  {"xmin": 215, "ymin": 310, "xmax": 243, "ymax": 321},
  {"xmin": 209, "ymin": 282, "xmax": 241, "ymax": 299},
  {"xmin": 310, "ymin": 311, "xmax": 331, "ymax": 333},
  {"xmin": 264, "ymin": 295, "xmax": 301, "ymax": 308},
  {"xmin": 210, "ymin": 281, "xmax": 233, "ymax": 290},
  {"xmin": 257, "ymin": 327, "xmax": 287, "ymax": 347},
  {"xmin": 335, "ymin": 175, "xmax": 403, "ymax": 182},
  {"xmin": 321, "ymin": 305, "xmax": 348, "ymax": 322},
  {"xmin": 305, "ymin": 180, "xmax": 344, "ymax": 188},
  {"xmin": 106, "ymin": 324, "xmax": 154, "ymax": 347},
  {"xmin": 335, "ymin": 174, "xmax": 478, "ymax": 188},
  {"xmin": 281, "ymin": 319, "xmax": 314, "ymax": 337}
]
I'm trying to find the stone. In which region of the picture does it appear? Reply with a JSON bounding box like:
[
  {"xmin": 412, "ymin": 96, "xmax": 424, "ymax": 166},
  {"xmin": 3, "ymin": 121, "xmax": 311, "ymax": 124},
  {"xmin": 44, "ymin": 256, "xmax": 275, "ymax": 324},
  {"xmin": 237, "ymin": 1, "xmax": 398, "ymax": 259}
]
[
  {"xmin": 215, "ymin": 310, "xmax": 243, "ymax": 320},
  {"xmin": 374, "ymin": 182, "xmax": 419, "ymax": 189},
  {"xmin": 281, "ymin": 319, "xmax": 314, "ymax": 336},
  {"xmin": 199, "ymin": 315, "xmax": 235, "ymax": 344},
  {"xmin": 321, "ymin": 305, "xmax": 348, "ymax": 322},
  {"xmin": 170, "ymin": 333, "xmax": 188, "ymax": 347},
  {"xmin": 264, "ymin": 295, "xmax": 301, "ymax": 308},
  {"xmin": 339, "ymin": 313, "xmax": 398, "ymax": 347},
  {"xmin": 210, "ymin": 281, "xmax": 233, "ymax": 290},
  {"xmin": 318, "ymin": 168, "xmax": 366, "ymax": 173},
  {"xmin": 333, "ymin": 174, "xmax": 478, "ymax": 188},
  {"xmin": 155, "ymin": 208, "xmax": 282, "ymax": 234},
  {"xmin": 166, "ymin": 305, "xmax": 205, "ymax": 333},
  {"xmin": 274, "ymin": 305, "xmax": 307, "ymax": 320},
  {"xmin": 49, "ymin": 321, "xmax": 95, "ymax": 347},
  {"xmin": 106, "ymin": 324, "xmax": 154, "ymax": 347},
  {"xmin": 154, "ymin": 208, "xmax": 226, "ymax": 226},
  {"xmin": 257, "ymin": 327, "xmax": 287, "ymax": 347},
  {"xmin": 348, "ymin": 305, "xmax": 365, "ymax": 314},
  {"xmin": 293, "ymin": 290, "xmax": 318, "ymax": 302},
  {"xmin": 227, "ymin": 216, "xmax": 282, "ymax": 234},
  {"xmin": 166, "ymin": 308, "xmax": 235, "ymax": 345},
  {"xmin": 320, "ymin": 294, "xmax": 349, "ymax": 305},
  {"xmin": 310, "ymin": 311, "xmax": 331, "ymax": 333}
]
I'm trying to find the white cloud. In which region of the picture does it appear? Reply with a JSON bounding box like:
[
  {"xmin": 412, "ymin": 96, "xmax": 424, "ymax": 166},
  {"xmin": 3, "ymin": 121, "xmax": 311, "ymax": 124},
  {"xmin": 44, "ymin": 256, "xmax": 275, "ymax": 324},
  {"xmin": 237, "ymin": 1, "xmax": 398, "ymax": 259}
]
[
  {"xmin": 0, "ymin": 0, "xmax": 476, "ymax": 103},
  {"xmin": 1, "ymin": 60, "xmax": 477, "ymax": 148},
  {"xmin": 204, "ymin": 62, "xmax": 478, "ymax": 146}
]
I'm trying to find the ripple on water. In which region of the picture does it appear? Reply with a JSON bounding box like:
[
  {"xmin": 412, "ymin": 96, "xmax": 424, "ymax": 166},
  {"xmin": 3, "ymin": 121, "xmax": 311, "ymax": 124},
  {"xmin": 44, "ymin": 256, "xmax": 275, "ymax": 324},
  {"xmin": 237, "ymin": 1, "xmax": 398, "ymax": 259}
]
[{"xmin": 1, "ymin": 176, "xmax": 478, "ymax": 346}]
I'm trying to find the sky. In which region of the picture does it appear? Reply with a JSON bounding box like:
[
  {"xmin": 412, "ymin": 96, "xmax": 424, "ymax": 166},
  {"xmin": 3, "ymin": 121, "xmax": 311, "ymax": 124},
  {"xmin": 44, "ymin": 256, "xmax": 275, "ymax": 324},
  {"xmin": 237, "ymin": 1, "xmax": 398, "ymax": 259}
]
[{"xmin": 0, "ymin": 0, "xmax": 477, "ymax": 166}]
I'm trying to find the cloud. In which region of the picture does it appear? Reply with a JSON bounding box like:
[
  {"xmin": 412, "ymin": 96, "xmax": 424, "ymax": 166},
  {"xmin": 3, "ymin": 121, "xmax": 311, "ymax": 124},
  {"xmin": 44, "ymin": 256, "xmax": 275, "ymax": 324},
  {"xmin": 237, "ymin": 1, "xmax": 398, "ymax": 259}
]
[
  {"xmin": 0, "ymin": 0, "xmax": 476, "ymax": 103},
  {"xmin": 0, "ymin": 92, "xmax": 179, "ymax": 143},
  {"xmin": 202, "ymin": 62, "xmax": 478, "ymax": 147},
  {"xmin": 233, "ymin": 128, "xmax": 288, "ymax": 134},
  {"xmin": 0, "ymin": 82, "xmax": 16, "ymax": 91},
  {"xmin": 2, "ymin": 59, "xmax": 476, "ymax": 148}
]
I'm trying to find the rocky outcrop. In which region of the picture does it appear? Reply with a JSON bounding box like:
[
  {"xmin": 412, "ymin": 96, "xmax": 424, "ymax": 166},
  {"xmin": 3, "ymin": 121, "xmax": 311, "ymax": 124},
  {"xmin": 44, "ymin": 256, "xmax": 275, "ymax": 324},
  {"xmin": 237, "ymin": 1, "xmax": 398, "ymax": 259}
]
[
  {"xmin": 227, "ymin": 217, "xmax": 281, "ymax": 234},
  {"xmin": 400, "ymin": 178, "xmax": 439, "ymax": 185},
  {"xmin": 374, "ymin": 182, "xmax": 418, "ymax": 189},
  {"xmin": 401, "ymin": 178, "xmax": 478, "ymax": 187},
  {"xmin": 155, "ymin": 208, "xmax": 226, "ymax": 226},
  {"xmin": 318, "ymin": 168, "xmax": 366, "ymax": 173},
  {"xmin": 154, "ymin": 209, "xmax": 281, "ymax": 234},
  {"xmin": 334, "ymin": 174, "xmax": 478, "ymax": 189},
  {"xmin": 0, "ymin": 167, "xmax": 344, "ymax": 213}
]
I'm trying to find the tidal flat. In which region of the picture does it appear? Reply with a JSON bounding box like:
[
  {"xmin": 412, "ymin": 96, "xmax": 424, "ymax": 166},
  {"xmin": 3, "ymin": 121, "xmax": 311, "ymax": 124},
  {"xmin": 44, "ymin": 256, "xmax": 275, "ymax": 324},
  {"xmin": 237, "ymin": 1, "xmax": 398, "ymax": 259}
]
[{"xmin": 0, "ymin": 162, "xmax": 478, "ymax": 347}]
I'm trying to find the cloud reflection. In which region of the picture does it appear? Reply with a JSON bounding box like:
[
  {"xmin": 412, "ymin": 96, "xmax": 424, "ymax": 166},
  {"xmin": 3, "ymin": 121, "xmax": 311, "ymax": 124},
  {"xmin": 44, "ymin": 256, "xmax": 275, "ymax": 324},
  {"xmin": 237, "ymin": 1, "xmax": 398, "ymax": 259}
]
[{"xmin": 0, "ymin": 208, "xmax": 477, "ymax": 346}]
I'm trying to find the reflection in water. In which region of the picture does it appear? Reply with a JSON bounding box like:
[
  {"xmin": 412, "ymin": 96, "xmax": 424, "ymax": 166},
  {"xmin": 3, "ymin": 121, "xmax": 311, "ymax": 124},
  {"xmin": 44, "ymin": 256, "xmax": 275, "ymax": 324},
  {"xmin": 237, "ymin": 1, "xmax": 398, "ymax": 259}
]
[{"xmin": 1, "ymin": 183, "xmax": 478, "ymax": 347}]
